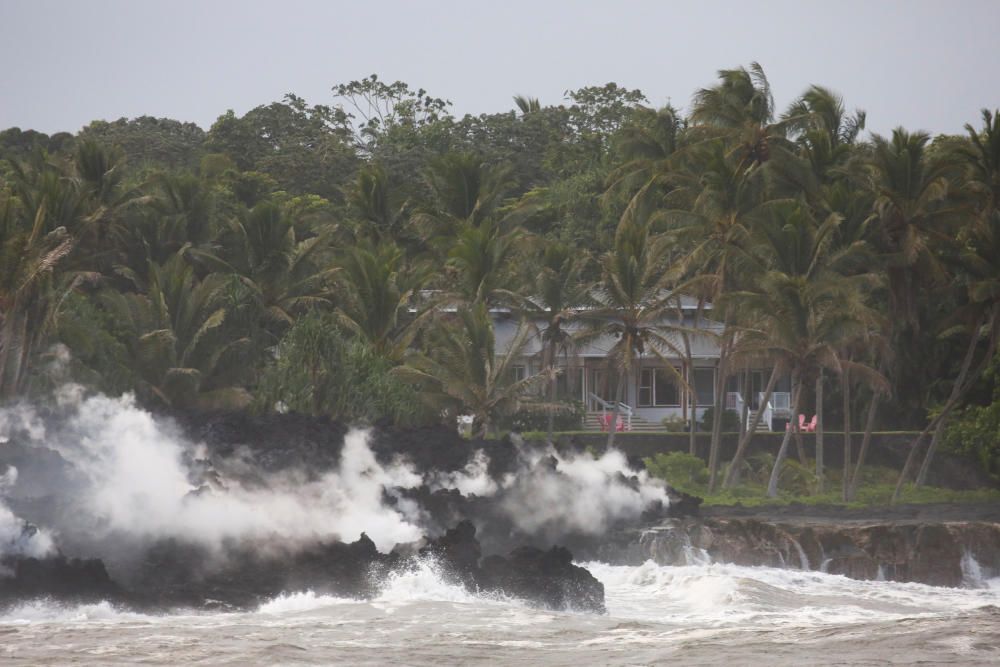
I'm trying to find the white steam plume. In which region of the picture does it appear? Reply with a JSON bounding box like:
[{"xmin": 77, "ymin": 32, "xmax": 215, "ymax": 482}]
[
  {"xmin": 1, "ymin": 467, "xmax": 55, "ymax": 559},
  {"xmin": 497, "ymin": 445, "xmax": 669, "ymax": 536},
  {"xmin": 6, "ymin": 393, "xmax": 425, "ymax": 552}
]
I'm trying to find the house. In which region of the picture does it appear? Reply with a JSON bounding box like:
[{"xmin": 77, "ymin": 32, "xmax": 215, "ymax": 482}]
[{"xmin": 492, "ymin": 297, "xmax": 792, "ymax": 431}]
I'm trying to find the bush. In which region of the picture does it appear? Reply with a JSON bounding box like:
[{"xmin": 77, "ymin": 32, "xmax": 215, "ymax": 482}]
[
  {"xmin": 660, "ymin": 415, "xmax": 689, "ymax": 432},
  {"xmin": 257, "ymin": 312, "xmax": 427, "ymax": 425},
  {"xmin": 500, "ymin": 400, "xmax": 585, "ymax": 432},
  {"xmin": 945, "ymin": 402, "xmax": 1000, "ymax": 480},
  {"xmin": 643, "ymin": 452, "xmax": 708, "ymax": 493},
  {"xmin": 699, "ymin": 406, "xmax": 741, "ymax": 432}
]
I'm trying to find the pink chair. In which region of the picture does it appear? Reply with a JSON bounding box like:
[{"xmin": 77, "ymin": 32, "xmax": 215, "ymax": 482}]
[
  {"xmin": 786, "ymin": 414, "xmax": 818, "ymax": 432},
  {"xmin": 803, "ymin": 415, "xmax": 818, "ymax": 432},
  {"xmin": 600, "ymin": 414, "xmax": 626, "ymax": 432}
]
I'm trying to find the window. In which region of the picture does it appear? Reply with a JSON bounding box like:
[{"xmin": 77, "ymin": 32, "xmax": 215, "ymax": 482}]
[
  {"xmin": 654, "ymin": 368, "xmax": 680, "ymax": 406},
  {"xmin": 555, "ymin": 366, "xmax": 584, "ymax": 400},
  {"xmin": 639, "ymin": 368, "xmax": 680, "ymax": 407},
  {"xmin": 638, "ymin": 369, "xmax": 653, "ymax": 406},
  {"xmin": 694, "ymin": 368, "xmax": 715, "ymax": 406},
  {"xmin": 511, "ymin": 365, "xmax": 526, "ymax": 382}
]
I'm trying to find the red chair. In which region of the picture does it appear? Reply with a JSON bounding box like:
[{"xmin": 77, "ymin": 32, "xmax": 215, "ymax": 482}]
[
  {"xmin": 600, "ymin": 413, "xmax": 626, "ymax": 432},
  {"xmin": 786, "ymin": 414, "xmax": 818, "ymax": 432}
]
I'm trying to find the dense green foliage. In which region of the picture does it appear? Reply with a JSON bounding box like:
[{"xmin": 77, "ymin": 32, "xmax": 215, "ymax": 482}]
[
  {"xmin": 2, "ymin": 68, "xmax": 998, "ymax": 496},
  {"xmin": 257, "ymin": 312, "xmax": 423, "ymax": 425}
]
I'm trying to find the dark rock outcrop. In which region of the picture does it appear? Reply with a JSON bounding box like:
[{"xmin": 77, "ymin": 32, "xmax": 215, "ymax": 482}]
[
  {"xmin": 1, "ymin": 521, "xmax": 605, "ymax": 614},
  {"xmin": 0, "ymin": 554, "xmax": 121, "ymax": 603},
  {"xmin": 481, "ymin": 545, "xmax": 606, "ymax": 613}
]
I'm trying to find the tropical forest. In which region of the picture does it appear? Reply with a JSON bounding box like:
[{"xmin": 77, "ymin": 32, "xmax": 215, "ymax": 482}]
[{"xmin": 3, "ymin": 65, "xmax": 1000, "ymax": 503}]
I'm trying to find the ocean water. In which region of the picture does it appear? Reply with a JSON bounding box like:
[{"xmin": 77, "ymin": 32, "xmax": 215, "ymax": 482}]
[{"xmin": 3, "ymin": 559, "xmax": 999, "ymax": 666}]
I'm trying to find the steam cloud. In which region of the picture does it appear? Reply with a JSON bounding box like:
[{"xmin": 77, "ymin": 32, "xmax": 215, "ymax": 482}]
[{"xmin": 0, "ymin": 387, "xmax": 669, "ymax": 572}]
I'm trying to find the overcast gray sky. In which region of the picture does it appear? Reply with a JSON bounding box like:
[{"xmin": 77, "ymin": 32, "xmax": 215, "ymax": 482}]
[{"xmin": 1, "ymin": 0, "xmax": 996, "ymax": 137}]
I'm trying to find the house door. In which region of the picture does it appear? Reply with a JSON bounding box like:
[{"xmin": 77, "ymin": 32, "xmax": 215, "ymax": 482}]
[
  {"xmin": 588, "ymin": 368, "xmax": 618, "ymax": 410},
  {"xmin": 750, "ymin": 371, "xmax": 766, "ymax": 410}
]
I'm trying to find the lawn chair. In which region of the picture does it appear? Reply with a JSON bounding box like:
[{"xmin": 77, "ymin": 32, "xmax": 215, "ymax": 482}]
[
  {"xmin": 786, "ymin": 414, "xmax": 818, "ymax": 432},
  {"xmin": 600, "ymin": 413, "xmax": 626, "ymax": 432},
  {"xmin": 803, "ymin": 414, "xmax": 818, "ymax": 432}
]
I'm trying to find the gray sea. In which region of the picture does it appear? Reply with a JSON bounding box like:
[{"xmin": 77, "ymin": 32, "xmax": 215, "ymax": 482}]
[{"xmin": 3, "ymin": 558, "xmax": 999, "ymax": 666}]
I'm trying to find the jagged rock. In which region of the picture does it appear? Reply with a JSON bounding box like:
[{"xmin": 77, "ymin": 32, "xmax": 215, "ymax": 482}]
[
  {"xmin": 481, "ymin": 545, "xmax": 606, "ymax": 613},
  {"xmin": 665, "ymin": 487, "xmax": 702, "ymax": 517},
  {"xmin": 0, "ymin": 554, "xmax": 121, "ymax": 602},
  {"xmin": 420, "ymin": 520, "xmax": 480, "ymax": 579}
]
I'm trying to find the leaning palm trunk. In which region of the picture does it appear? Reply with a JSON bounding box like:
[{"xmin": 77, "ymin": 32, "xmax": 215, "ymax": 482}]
[
  {"xmin": 723, "ymin": 364, "xmax": 781, "ymax": 488},
  {"xmin": 793, "ymin": 373, "xmax": 808, "ymax": 466},
  {"xmin": 739, "ymin": 370, "xmax": 750, "ymax": 441},
  {"xmin": 605, "ymin": 373, "xmax": 626, "ymax": 449},
  {"xmin": 914, "ymin": 415, "xmax": 950, "ymax": 487},
  {"xmin": 847, "ymin": 391, "xmax": 881, "ymax": 501},
  {"xmin": 545, "ymin": 341, "xmax": 557, "ymax": 444},
  {"xmin": 815, "ymin": 370, "xmax": 825, "ymax": 493},
  {"xmin": 686, "ymin": 359, "xmax": 697, "ymax": 456},
  {"xmin": 914, "ymin": 309, "xmax": 1000, "ymax": 486},
  {"xmin": 767, "ymin": 375, "xmax": 803, "ymax": 497},
  {"xmin": 892, "ymin": 309, "xmax": 995, "ymax": 502},
  {"xmin": 707, "ymin": 343, "xmax": 731, "ymax": 492},
  {"xmin": 842, "ymin": 368, "xmax": 852, "ymax": 502}
]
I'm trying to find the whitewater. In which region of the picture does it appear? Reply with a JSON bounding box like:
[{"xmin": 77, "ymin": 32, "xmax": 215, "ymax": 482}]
[{"xmin": 3, "ymin": 559, "xmax": 999, "ymax": 665}]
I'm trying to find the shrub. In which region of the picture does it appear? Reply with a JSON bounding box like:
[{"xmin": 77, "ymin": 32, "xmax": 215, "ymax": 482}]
[
  {"xmin": 643, "ymin": 451, "xmax": 708, "ymax": 493},
  {"xmin": 257, "ymin": 312, "xmax": 427, "ymax": 425},
  {"xmin": 500, "ymin": 400, "xmax": 585, "ymax": 432},
  {"xmin": 660, "ymin": 415, "xmax": 689, "ymax": 432},
  {"xmin": 945, "ymin": 402, "xmax": 1000, "ymax": 480},
  {"xmin": 699, "ymin": 406, "xmax": 741, "ymax": 432}
]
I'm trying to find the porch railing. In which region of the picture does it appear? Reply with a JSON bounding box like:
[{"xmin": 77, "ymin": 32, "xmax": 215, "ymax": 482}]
[
  {"xmin": 725, "ymin": 391, "xmax": 776, "ymax": 431},
  {"xmin": 587, "ymin": 392, "xmax": 633, "ymax": 431}
]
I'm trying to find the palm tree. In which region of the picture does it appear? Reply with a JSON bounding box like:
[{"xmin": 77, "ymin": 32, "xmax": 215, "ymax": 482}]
[
  {"xmin": 664, "ymin": 141, "xmax": 766, "ymax": 490},
  {"xmin": 99, "ymin": 252, "xmax": 254, "ymax": 409},
  {"xmin": 188, "ymin": 200, "xmax": 338, "ymax": 341},
  {"xmin": 333, "ymin": 240, "xmax": 432, "ymax": 361},
  {"xmin": 417, "ymin": 152, "xmax": 516, "ymax": 236},
  {"xmin": 513, "ymin": 95, "xmax": 541, "ymax": 115},
  {"xmin": 346, "ymin": 163, "xmax": 414, "ymax": 245},
  {"xmin": 690, "ymin": 62, "xmax": 794, "ymax": 172},
  {"xmin": 523, "ymin": 240, "xmax": 593, "ymax": 441},
  {"xmin": 719, "ymin": 200, "xmax": 882, "ymax": 493},
  {"xmin": 894, "ymin": 110, "xmax": 1000, "ymax": 496},
  {"xmin": 868, "ymin": 128, "xmax": 955, "ymax": 421},
  {"xmin": 445, "ymin": 218, "xmax": 525, "ymax": 307},
  {"xmin": 400, "ymin": 302, "xmax": 552, "ymax": 437},
  {"xmin": 605, "ymin": 104, "xmax": 686, "ymax": 216},
  {"xmin": 0, "ymin": 199, "xmax": 75, "ymax": 399},
  {"xmin": 584, "ymin": 208, "xmax": 686, "ymax": 448}
]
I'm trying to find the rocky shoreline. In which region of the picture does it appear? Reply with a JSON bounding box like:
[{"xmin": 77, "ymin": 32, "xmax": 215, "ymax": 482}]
[
  {"xmin": 2, "ymin": 407, "xmax": 998, "ymax": 616},
  {"xmin": 591, "ymin": 503, "xmax": 1000, "ymax": 587}
]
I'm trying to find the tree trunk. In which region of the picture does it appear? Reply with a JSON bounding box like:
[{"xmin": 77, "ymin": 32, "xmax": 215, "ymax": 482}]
[
  {"xmin": 914, "ymin": 414, "xmax": 949, "ymax": 487},
  {"xmin": 842, "ymin": 367, "xmax": 852, "ymax": 502},
  {"xmin": 847, "ymin": 391, "xmax": 881, "ymax": 501},
  {"xmin": 815, "ymin": 370, "xmax": 825, "ymax": 493},
  {"xmin": 546, "ymin": 341, "xmax": 557, "ymax": 444},
  {"xmin": 687, "ymin": 360, "xmax": 697, "ymax": 456},
  {"xmin": 915, "ymin": 311, "xmax": 998, "ymax": 487},
  {"xmin": 707, "ymin": 345, "xmax": 730, "ymax": 492},
  {"xmin": 739, "ymin": 370, "xmax": 750, "ymax": 441},
  {"xmin": 606, "ymin": 372, "xmax": 625, "ymax": 449},
  {"xmin": 793, "ymin": 370, "xmax": 808, "ymax": 466},
  {"xmin": 767, "ymin": 373, "xmax": 802, "ymax": 498},
  {"xmin": 893, "ymin": 309, "xmax": 995, "ymax": 502},
  {"xmin": 723, "ymin": 364, "xmax": 782, "ymax": 489}
]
